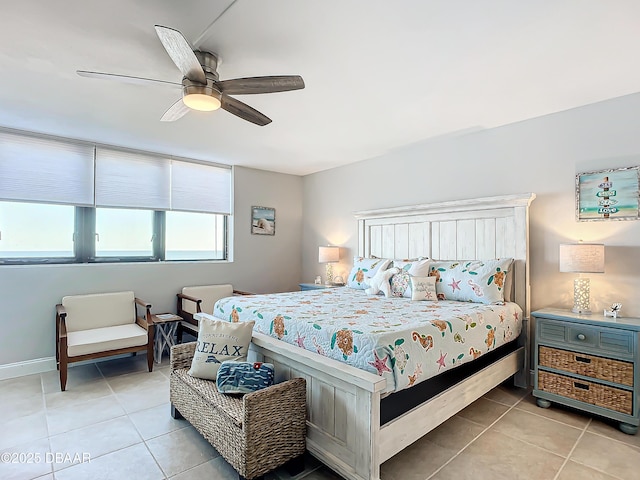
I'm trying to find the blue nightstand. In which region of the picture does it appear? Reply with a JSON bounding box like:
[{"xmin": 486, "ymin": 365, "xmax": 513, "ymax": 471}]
[{"xmin": 532, "ymin": 308, "xmax": 640, "ymax": 435}]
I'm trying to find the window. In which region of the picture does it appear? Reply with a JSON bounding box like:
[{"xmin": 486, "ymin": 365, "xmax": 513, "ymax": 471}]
[
  {"xmin": 165, "ymin": 211, "xmax": 226, "ymax": 260},
  {"xmin": 0, "ymin": 201, "xmax": 75, "ymax": 260},
  {"xmin": 94, "ymin": 208, "xmax": 155, "ymax": 259},
  {"xmin": 0, "ymin": 128, "xmax": 233, "ymax": 265}
]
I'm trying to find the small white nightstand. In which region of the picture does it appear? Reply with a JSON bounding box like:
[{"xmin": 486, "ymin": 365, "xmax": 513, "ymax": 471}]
[
  {"xmin": 532, "ymin": 308, "xmax": 640, "ymax": 435},
  {"xmin": 151, "ymin": 313, "xmax": 183, "ymax": 364}
]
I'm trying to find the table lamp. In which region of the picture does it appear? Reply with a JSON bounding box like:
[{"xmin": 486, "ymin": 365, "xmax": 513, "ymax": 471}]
[
  {"xmin": 318, "ymin": 246, "xmax": 340, "ymax": 285},
  {"xmin": 559, "ymin": 243, "xmax": 605, "ymax": 314}
]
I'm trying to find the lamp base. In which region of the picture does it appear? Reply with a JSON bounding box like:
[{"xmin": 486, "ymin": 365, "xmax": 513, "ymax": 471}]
[
  {"xmin": 572, "ymin": 277, "xmax": 591, "ymax": 315},
  {"xmin": 325, "ymin": 263, "xmax": 334, "ymax": 285}
]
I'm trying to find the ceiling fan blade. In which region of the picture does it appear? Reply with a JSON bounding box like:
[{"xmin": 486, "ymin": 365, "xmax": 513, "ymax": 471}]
[
  {"xmin": 221, "ymin": 95, "xmax": 272, "ymax": 126},
  {"xmin": 161, "ymin": 99, "xmax": 191, "ymax": 122},
  {"xmin": 154, "ymin": 25, "xmax": 206, "ymax": 84},
  {"xmin": 217, "ymin": 75, "xmax": 305, "ymax": 95},
  {"xmin": 77, "ymin": 70, "xmax": 181, "ymax": 88}
]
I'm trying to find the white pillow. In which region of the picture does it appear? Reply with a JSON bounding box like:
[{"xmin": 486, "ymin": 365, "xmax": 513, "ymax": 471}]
[
  {"xmin": 393, "ymin": 258, "xmax": 432, "ymax": 277},
  {"xmin": 410, "ymin": 276, "xmax": 438, "ymax": 301},
  {"xmin": 188, "ymin": 317, "xmax": 255, "ymax": 380},
  {"xmin": 365, "ymin": 267, "xmax": 399, "ymax": 297}
]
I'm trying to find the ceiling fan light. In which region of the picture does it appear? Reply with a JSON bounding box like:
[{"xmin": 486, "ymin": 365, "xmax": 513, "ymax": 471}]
[{"xmin": 183, "ymin": 93, "xmax": 221, "ymax": 111}]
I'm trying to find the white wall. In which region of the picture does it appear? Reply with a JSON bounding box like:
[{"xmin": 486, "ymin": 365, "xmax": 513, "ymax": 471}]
[
  {"xmin": 0, "ymin": 166, "xmax": 303, "ymax": 367},
  {"xmin": 4, "ymin": 93, "xmax": 640, "ymax": 372},
  {"xmin": 302, "ymin": 93, "xmax": 640, "ymax": 318}
]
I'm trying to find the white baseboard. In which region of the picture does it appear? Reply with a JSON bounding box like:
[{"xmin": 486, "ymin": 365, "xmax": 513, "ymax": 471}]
[{"xmin": 0, "ymin": 357, "xmax": 56, "ymax": 380}]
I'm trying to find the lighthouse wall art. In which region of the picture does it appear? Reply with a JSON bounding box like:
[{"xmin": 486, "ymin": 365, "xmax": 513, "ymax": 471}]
[{"xmin": 576, "ymin": 166, "xmax": 640, "ymax": 221}]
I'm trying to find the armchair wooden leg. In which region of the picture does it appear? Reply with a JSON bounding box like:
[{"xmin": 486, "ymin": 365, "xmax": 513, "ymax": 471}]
[
  {"xmin": 59, "ymin": 356, "xmax": 68, "ymax": 391},
  {"xmin": 147, "ymin": 345, "xmax": 154, "ymax": 372}
]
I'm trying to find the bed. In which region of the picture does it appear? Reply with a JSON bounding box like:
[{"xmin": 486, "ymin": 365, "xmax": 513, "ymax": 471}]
[
  {"xmin": 199, "ymin": 193, "xmax": 535, "ymax": 480},
  {"xmin": 212, "ymin": 289, "xmax": 523, "ymax": 395}
]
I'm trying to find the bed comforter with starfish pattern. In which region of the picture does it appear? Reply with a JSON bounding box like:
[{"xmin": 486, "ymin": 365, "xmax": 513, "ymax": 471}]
[{"xmin": 212, "ymin": 288, "xmax": 522, "ymax": 393}]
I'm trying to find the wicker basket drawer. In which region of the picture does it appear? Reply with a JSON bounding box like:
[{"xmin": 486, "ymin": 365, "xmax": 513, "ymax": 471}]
[
  {"xmin": 538, "ymin": 370, "xmax": 633, "ymax": 415},
  {"xmin": 539, "ymin": 346, "xmax": 634, "ymax": 387}
]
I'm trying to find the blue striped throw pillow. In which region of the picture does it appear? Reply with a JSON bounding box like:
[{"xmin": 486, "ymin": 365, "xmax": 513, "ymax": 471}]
[{"xmin": 216, "ymin": 361, "xmax": 275, "ymax": 394}]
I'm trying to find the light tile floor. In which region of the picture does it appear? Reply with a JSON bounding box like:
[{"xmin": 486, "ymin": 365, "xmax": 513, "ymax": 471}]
[{"xmin": 1, "ymin": 353, "xmax": 639, "ymax": 480}]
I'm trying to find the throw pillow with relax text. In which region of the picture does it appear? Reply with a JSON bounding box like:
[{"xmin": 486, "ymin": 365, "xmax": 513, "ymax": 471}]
[{"xmin": 188, "ymin": 317, "xmax": 255, "ymax": 380}]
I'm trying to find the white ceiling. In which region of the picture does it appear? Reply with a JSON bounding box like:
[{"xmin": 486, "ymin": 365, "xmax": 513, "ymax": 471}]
[{"xmin": 1, "ymin": 1, "xmax": 639, "ymax": 176}]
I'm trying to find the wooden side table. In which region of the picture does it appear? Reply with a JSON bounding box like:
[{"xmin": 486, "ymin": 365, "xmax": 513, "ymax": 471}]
[
  {"xmin": 152, "ymin": 313, "xmax": 183, "ymax": 363},
  {"xmin": 532, "ymin": 308, "xmax": 640, "ymax": 434}
]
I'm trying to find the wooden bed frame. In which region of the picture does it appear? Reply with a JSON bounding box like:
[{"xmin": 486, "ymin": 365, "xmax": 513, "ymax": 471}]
[{"xmin": 248, "ymin": 193, "xmax": 536, "ymax": 480}]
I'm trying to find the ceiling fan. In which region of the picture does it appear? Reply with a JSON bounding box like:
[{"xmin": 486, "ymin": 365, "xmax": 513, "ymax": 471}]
[{"xmin": 77, "ymin": 25, "xmax": 305, "ymax": 126}]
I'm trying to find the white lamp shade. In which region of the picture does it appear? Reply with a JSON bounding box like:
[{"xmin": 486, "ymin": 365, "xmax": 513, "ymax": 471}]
[
  {"xmin": 559, "ymin": 244, "xmax": 604, "ymax": 273},
  {"xmin": 318, "ymin": 246, "xmax": 339, "ymax": 263}
]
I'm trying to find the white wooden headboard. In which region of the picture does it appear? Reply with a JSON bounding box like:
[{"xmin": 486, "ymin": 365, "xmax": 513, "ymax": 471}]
[{"xmin": 354, "ymin": 193, "xmax": 536, "ymax": 319}]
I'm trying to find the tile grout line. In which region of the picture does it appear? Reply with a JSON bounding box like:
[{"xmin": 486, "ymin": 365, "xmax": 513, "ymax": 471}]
[
  {"xmin": 487, "ymin": 423, "xmax": 577, "ymax": 460},
  {"xmin": 553, "ymin": 418, "xmax": 620, "ymax": 480},
  {"xmin": 9, "ymin": 361, "xmax": 189, "ymax": 480},
  {"xmin": 141, "ymin": 427, "xmax": 192, "ymax": 480},
  {"xmin": 480, "ymin": 399, "xmax": 589, "ymax": 459},
  {"xmin": 512, "ymin": 403, "xmax": 591, "ymax": 430},
  {"xmin": 425, "ymin": 395, "xmax": 524, "ymax": 479},
  {"xmin": 515, "ymin": 400, "xmax": 640, "ymax": 452},
  {"xmin": 48, "ymin": 414, "xmax": 147, "ymax": 475},
  {"xmin": 40, "ymin": 372, "xmax": 55, "ymax": 479},
  {"xmin": 562, "ymin": 423, "xmax": 635, "ymax": 480},
  {"xmin": 51, "ymin": 441, "xmax": 151, "ymax": 476},
  {"xmin": 567, "ymin": 460, "xmax": 627, "ymax": 480},
  {"xmin": 47, "ymin": 361, "xmax": 146, "ymax": 476},
  {"xmin": 97, "ymin": 357, "xmax": 173, "ymax": 479},
  {"xmin": 585, "ymin": 427, "xmax": 640, "ymax": 452}
]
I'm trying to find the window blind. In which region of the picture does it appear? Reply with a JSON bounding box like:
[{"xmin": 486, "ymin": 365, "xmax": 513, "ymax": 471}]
[
  {"xmin": 95, "ymin": 148, "xmax": 171, "ymax": 210},
  {"xmin": 171, "ymin": 160, "xmax": 231, "ymax": 214},
  {"xmin": 0, "ymin": 130, "xmax": 94, "ymax": 206},
  {"xmin": 1, "ymin": 129, "xmax": 232, "ymax": 214}
]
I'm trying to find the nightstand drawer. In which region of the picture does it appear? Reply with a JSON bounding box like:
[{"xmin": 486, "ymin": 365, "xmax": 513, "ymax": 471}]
[
  {"xmin": 539, "ymin": 346, "xmax": 634, "ymax": 386},
  {"xmin": 538, "ymin": 370, "xmax": 633, "ymax": 415},
  {"xmin": 538, "ymin": 320, "xmax": 567, "ymax": 342},
  {"xmin": 568, "ymin": 324, "xmax": 634, "ymax": 355},
  {"xmin": 568, "ymin": 325, "xmax": 597, "ymax": 348},
  {"xmin": 539, "ymin": 318, "xmax": 635, "ymax": 357},
  {"xmin": 600, "ymin": 330, "xmax": 634, "ymax": 355}
]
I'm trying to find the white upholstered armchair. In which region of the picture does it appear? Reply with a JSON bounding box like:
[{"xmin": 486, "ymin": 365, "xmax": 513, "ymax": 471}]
[
  {"xmin": 56, "ymin": 291, "xmax": 155, "ymax": 391},
  {"xmin": 176, "ymin": 284, "xmax": 252, "ymax": 342}
]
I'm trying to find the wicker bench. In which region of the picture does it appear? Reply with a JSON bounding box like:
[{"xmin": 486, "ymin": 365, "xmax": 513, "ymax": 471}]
[{"xmin": 169, "ymin": 342, "xmax": 307, "ymax": 480}]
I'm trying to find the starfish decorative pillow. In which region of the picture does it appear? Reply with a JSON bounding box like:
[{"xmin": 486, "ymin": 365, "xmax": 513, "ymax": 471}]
[{"xmin": 365, "ymin": 266, "xmax": 399, "ymax": 297}]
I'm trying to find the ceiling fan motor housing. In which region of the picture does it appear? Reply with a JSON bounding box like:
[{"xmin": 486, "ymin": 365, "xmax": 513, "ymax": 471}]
[
  {"xmin": 194, "ymin": 51, "xmax": 220, "ymax": 79},
  {"xmin": 182, "ymin": 77, "xmax": 222, "ymax": 101},
  {"xmin": 181, "ymin": 52, "xmax": 222, "ymax": 110}
]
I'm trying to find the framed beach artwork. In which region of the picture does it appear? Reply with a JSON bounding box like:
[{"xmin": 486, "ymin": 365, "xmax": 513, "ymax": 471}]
[
  {"xmin": 251, "ymin": 206, "xmax": 276, "ymax": 235},
  {"xmin": 576, "ymin": 166, "xmax": 640, "ymax": 221}
]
